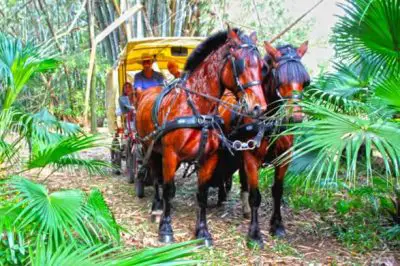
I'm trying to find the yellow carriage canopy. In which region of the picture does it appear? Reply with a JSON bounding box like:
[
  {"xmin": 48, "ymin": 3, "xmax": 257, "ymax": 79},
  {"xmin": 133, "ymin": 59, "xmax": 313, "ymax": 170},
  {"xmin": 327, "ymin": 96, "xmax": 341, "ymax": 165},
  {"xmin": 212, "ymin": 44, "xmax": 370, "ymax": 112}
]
[
  {"xmin": 107, "ymin": 37, "xmax": 205, "ymax": 133},
  {"xmin": 117, "ymin": 37, "xmax": 205, "ymax": 72}
]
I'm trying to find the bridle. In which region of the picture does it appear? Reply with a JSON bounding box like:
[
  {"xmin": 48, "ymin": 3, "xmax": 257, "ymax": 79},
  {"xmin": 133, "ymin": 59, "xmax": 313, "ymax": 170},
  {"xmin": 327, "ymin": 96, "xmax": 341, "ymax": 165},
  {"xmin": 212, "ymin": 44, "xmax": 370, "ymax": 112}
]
[
  {"xmin": 225, "ymin": 43, "xmax": 263, "ymax": 94},
  {"xmin": 222, "ymin": 43, "xmax": 263, "ymax": 113},
  {"xmin": 268, "ymin": 48, "xmax": 308, "ymax": 101}
]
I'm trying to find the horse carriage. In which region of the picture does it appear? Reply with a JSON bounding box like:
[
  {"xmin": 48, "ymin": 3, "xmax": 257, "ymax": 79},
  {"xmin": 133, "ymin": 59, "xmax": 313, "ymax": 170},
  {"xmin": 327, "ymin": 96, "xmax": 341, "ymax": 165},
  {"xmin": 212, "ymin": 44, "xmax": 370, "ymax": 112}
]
[
  {"xmin": 106, "ymin": 28, "xmax": 310, "ymax": 248},
  {"xmin": 106, "ymin": 37, "xmax": 205, "ymax": 197}
]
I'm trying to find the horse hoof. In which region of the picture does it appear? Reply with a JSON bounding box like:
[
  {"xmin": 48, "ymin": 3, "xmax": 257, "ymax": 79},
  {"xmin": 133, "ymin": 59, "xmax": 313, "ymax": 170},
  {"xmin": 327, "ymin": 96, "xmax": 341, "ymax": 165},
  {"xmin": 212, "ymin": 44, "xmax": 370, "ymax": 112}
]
[
  {"xmin": 159, "ymin": 234, "xmax": 174, "ymax": 243},
  {"xmin": 271, "ymin": 226, "xmax": 286, "ymax": 238}
]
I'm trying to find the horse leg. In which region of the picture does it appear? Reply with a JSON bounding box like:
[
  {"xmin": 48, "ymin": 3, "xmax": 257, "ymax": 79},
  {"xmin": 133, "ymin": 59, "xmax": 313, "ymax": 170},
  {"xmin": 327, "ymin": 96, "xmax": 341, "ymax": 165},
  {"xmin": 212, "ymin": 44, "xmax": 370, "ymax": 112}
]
[
  {"xmin": 148, "ymin": 154, "xmax": 163, "ymax": 221},
  {"xmin": 243, "ymin": 151, "xmax": 263, "ymax": 248},
  {"xmin": 270, "ymin": 163, "xmax": 288, "ymax": 237},
  {"xmin": 213, "ymin": 150, "xmax": 227, "ymax": 206},
  {"xmin": 217, "ymin": 150, "xmax": 237, "ymax": 205},
  {"xmin": 217, "ymin": 177, "xmax": 227, "ymax": 206},
  {"xmin": 196, "ymin": 153, "xmax": 218, "ymax": 246},
  {"xmin": 159, "ymin": 148, "xmax": 178, "ymax": 243},
  {"xmin": 270, "ymin": 135, "xmax": 293, "ymax": 237},
  {"xmin": 239, "ymin": 166, "xmax": 251, "ymax": 219}
]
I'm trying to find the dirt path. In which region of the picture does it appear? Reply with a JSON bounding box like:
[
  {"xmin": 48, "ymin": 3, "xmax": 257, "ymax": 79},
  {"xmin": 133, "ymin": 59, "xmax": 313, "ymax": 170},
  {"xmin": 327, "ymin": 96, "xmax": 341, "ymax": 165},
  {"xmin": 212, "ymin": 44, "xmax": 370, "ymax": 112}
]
[{"xmin": 41, "ymin": 144, "xmax": 396, "ymax": 265}]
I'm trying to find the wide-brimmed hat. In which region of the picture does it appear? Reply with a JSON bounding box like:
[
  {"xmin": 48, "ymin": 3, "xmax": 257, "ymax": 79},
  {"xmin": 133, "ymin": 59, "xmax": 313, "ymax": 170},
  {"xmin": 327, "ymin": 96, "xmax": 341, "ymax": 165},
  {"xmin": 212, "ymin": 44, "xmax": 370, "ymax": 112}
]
[{"xmin": 141, "ymin": 53, "xmax": 154, "ymax": 62}]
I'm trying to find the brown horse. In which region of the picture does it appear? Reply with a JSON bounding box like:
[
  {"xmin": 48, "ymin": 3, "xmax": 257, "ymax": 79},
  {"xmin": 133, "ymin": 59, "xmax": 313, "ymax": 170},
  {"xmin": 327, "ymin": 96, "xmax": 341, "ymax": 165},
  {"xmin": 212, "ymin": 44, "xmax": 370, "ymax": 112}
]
[
  {"xmin": 135, "ymin": 29, "xmax": 266, "ymax": 245},
  {"xmin": 212, "ymin": 41, "xmax": 310, "ymax": 247}
]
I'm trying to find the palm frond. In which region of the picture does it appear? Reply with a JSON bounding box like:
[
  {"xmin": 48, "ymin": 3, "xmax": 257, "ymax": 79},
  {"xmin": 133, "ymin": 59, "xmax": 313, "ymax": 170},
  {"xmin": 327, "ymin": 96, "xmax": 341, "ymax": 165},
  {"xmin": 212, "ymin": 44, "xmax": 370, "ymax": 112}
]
[
  {"xmin": 0, "ymin": 205, "xmax": 26, "ymax": 265},
  {"xmin": 374, "ymin": 76, "xmax": 400, "ymax": 112},
  {"xmin": 0, "ymin": 32, "xmax": 59, "ymax": 109},
  {"xmin": 333, "ymin": 0, "xmax": 400, "ymax": 76},
  {"xmin": 28, "ymin": 242, "xmax": 113, "ymax": 266},
  {"xmin": 27, "ymin": 134, "xmax": 108, "ymax": 175},
  {"xmin": 276, "ymin": 102, "xmax": 400, "ymax": 189},
  {"xmin": 315, "ymin": 61, "xmax": 373, "ymax": 98},
  {"xmin": 86, "ymin": 188, "xmax": 121, "ymax": 244},
  {"xmin": 106, "ymin": 240, "xmax": 203, "ymax": 266},
  {"xmin": 28, "ymin": 240, "xmax": 203, "ymax": 266},
  {"xmin": 8, "ymin": 177, "xmax": 120, "ymax": 247},
  {"xmin": 305, "ymin": 61, "xmax": 375, "ymax": 114}
]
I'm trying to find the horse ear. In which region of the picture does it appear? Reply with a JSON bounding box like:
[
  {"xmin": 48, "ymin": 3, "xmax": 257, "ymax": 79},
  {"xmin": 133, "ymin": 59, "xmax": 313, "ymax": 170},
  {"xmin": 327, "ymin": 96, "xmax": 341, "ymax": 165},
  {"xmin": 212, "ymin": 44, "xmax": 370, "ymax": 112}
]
[
  {"xmin": 226, "ymin": 23, "xmax": 240, "ymax": 44},
  {"xmin": 250, "ymin": 31, "xmax": 257, "ymax": 44},
  {"xmin": 297, "ymin": 41, "xmax": 309, "ymax": 57},
  {"xmin": 228, "ymin": 30, "xmax": 240, "ymax": 45},
  {"xmin": 264, "ymin": 41, "xmax": 281, "ymax": 60}
]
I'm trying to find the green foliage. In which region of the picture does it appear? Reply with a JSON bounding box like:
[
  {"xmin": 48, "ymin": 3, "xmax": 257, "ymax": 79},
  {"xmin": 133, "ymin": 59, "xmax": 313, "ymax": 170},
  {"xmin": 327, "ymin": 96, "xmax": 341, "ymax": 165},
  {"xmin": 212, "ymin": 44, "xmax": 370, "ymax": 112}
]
[
  {"xmin": 8, "ymin": 177, "xmax": 120, "ymax": 246},
  {"xmin": 278, "ymin": 101, "xmax": 400, "ymax": 188},
  {"xmin": 28, "ymin": 240, "xmax": 202, "ymax": 266},
  {"xmin": 27, "ymin": 134, "xmax": 109, "ymax": 174},
  {"xmin": 333, "ymin": 0, "xmax": 400, "ymax": 76},
  {"xmin": 284, "ymin": 174, "xmax": 400, "ymax": 252},
  {"xmin": 1, "ymin": 178, "xmax": 203, "ymax": 265},
  {"xmin": 0, "ymin": 32, "xmax": 59, "ymax": 109}
]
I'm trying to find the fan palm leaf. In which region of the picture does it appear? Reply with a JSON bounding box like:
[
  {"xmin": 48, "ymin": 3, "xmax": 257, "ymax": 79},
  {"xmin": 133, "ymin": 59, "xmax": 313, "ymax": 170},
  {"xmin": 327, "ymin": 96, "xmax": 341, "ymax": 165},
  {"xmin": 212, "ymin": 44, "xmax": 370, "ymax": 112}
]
[
  {"xmin": 276, "ymin": 102, "xmax": 400, "ymax": 189},
  {"xmin": 27, "ymin": 134, "xmax": 109, "ymax": 175},
  {"xmin": 28, "ymin": 240, "xmax": 202, "ymax": 266},
  {"xmin": 86, "ymin": 188, "xmax": 121, "ymax": 243},
  {"xmin": 333, "ymin": 0, "xmax": 400, "ymax": 76},
  {"xmin": 8, "ymin": 177, "xmax": 120, "ymax": 247},
  {"xmin": 374, "ymin": 77, "xmax": 400, "ymax": 112}
]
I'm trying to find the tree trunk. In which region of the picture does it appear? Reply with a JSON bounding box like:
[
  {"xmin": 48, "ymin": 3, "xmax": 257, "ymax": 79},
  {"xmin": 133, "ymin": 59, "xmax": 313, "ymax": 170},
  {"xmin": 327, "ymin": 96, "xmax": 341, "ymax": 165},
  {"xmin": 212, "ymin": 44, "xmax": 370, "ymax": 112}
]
[
  {"xmin": 174, "ymin": 0, "xmax": 187, "ymax": 36},
  {"xmin": 90, "ymin": 64, "xmax": 97, "ymax": 133},
  {"xmin": 86, "ymin": 0, "xmax": 97, "ymax": 132},
  {"xmin": 136, "ymin": 0, "xmax": 144, "ymax": 38},
  {"xmin": 95, "ymin": 1, "xmax": 114, "ymax": 64},
  {"xmin": 36, "ymin": 0, "xmax": 74, "ymax": 111}
]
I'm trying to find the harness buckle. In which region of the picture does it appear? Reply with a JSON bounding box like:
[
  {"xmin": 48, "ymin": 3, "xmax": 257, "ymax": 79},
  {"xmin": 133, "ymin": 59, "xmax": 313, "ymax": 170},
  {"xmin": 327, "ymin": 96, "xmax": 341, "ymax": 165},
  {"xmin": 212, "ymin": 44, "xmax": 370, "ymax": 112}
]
[
  {"xmin": 232, "ymin": 139, "xmax": 257, "ymax": 151},
  {"xmin": 197, "ymin": 115, "xmax": 214, "ymax": 125}
]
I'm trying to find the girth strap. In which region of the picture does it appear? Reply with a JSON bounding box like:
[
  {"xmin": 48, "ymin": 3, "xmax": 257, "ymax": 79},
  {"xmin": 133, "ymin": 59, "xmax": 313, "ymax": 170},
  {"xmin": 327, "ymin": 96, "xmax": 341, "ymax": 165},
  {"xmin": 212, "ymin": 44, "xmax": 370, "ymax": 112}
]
[{"xmin": 195, "ymin": 126, "xmax": 209, "ymax": 165}]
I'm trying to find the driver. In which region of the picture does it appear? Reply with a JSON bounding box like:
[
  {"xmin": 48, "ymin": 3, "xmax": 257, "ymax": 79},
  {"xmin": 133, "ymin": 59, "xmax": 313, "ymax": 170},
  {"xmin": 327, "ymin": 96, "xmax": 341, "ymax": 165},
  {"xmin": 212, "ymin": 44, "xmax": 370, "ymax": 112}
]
[{"xmin": 133, "ymin": 54, "xmax": 164, "ymax": 93}]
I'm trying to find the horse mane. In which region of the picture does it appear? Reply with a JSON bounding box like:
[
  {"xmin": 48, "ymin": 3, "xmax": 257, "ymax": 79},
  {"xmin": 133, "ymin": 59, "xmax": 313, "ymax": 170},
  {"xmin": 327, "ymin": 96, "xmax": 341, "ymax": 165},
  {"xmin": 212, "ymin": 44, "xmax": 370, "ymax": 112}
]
[
  {"xmin": 184, "ymin": 28, "xmax": 244, "ymax": 73},
  {"xmin": 262, "ymin": 44, "xmax": 310, "ymax": 109},
  {"xmin": 274, "ymin": 45, "xmax": 310, "ymax": 86}
]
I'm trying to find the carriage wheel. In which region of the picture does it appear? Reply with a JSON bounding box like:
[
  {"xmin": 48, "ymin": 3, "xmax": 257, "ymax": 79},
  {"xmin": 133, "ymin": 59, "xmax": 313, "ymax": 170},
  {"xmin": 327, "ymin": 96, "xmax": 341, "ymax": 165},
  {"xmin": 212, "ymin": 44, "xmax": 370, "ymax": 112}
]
[
  {"xmin": 126, "ymin": 139, "xmax": 139, "ymax": 184},
  {"xmin": 111, "ymin": 137, "xmax": 121, "ymax": 175}
]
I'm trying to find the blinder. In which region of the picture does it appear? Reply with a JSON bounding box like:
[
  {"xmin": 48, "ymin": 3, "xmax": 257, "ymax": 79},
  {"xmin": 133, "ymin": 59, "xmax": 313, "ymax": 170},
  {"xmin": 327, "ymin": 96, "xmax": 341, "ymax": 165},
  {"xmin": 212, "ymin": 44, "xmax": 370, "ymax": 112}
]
[
  {"xmin": 226, "ymin": 43, "xmax": 262, "ymax": 93},
  {"xmin": 234, "ymin": 58, "xmax": 245, "ymax": 76}
]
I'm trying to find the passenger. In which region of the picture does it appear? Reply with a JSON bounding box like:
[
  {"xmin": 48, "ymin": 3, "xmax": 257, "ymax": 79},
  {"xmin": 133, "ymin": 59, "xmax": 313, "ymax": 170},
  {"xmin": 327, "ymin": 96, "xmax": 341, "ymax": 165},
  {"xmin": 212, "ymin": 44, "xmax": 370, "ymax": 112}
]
[
  {"xmin": 122, "ymin": 82, "xmax": 136, "ymax": 106},
  {"xmin": 133, "ymin": 54, "xmax": 164, "ymax": 93},
  {"xmin": 167, "ymin": 61, "xmax": 181, "ymax": 79}
]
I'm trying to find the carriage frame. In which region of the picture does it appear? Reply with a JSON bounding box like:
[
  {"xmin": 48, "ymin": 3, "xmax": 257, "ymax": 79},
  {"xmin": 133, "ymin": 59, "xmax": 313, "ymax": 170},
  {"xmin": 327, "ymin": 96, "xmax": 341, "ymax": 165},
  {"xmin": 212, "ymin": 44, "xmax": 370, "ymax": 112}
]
[{"xmin": 106, "ymin": 37, "xmax": 204, "ymax": 196}]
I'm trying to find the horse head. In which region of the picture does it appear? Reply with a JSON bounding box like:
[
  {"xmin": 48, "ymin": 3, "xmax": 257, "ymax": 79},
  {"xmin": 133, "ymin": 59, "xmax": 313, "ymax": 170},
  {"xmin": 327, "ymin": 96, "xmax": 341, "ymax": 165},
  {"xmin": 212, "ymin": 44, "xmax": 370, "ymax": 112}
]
[
  {"xmin": 220, "ymin": 29, "xmax": 267, "ymax": 117},
  {"xmin": 263, "ymin": 41, "xmax": 310, "ymax": 123}
]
